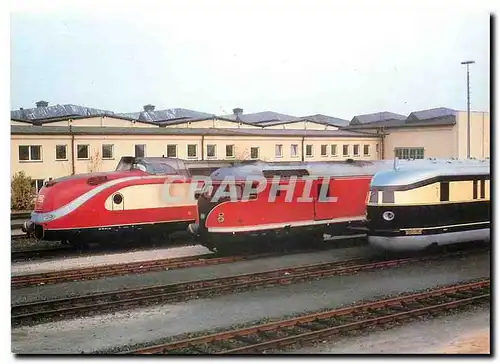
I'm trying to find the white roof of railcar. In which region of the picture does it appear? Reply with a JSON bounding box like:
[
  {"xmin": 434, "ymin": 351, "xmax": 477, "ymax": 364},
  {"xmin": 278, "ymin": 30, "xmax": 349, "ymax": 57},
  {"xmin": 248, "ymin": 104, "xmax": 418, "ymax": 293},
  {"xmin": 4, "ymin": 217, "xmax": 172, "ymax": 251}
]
[
  {"xmin": 370, "ymin": 158, "xmax": 490, "ymax": 188},
  {"xmin": 209, "ymin": 158, "xmax": 490, "ymax": 180}
]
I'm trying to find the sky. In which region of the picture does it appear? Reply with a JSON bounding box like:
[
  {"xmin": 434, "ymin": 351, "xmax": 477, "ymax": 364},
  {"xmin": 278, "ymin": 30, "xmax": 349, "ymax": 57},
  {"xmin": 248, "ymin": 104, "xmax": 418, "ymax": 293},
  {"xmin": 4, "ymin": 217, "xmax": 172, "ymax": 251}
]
[{"xmin": 9, "ymin": 0, "xmax": 492, "ymax": 120}]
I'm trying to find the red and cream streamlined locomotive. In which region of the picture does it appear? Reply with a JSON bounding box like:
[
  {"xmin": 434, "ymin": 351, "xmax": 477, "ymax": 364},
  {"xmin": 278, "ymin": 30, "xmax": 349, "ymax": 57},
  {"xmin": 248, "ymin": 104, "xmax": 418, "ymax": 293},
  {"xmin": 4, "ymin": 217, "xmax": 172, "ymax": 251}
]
[
  {"xmin": 22, "ymin": 157, "xmax": 232, "ymax": 245},
  {"xmin": 188, "ymin": 160, "xmax": 402, "ymax": 254}
]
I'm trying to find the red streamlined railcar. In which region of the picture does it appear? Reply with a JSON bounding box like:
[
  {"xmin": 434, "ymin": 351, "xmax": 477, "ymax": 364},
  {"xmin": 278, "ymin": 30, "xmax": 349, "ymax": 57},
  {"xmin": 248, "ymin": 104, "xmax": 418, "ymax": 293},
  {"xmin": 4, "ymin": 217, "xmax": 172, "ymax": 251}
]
[
  {"xmin": 189, "ymin": 160, "xmax": 397, "ymax": 254},
  {"xmin": 22, "ymin": 157, "xmax": 231, "ymax": 246}
]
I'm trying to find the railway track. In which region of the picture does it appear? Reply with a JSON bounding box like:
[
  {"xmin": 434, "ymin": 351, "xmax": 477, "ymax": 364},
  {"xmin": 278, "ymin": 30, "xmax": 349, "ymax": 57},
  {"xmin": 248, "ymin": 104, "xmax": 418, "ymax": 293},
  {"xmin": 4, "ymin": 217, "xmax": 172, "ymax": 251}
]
[
  {"xmin": 11, "ymin": 248, "xmax": 485, "ymax": 326},
  {"xmin": 10, "ymin": 237, "xmax": 368, "ymax": 289},
  {"xmin": 122, "ymin": 279, "xmax": 490, "ymax": 354}
]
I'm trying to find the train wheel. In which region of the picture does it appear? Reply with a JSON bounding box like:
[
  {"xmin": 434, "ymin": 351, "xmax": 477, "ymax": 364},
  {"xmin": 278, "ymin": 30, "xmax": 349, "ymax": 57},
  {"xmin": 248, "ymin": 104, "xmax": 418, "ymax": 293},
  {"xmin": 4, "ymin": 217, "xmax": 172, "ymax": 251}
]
[{"xmin": 70, "ymin": 238, "xmax": 89, "ymax": 253}]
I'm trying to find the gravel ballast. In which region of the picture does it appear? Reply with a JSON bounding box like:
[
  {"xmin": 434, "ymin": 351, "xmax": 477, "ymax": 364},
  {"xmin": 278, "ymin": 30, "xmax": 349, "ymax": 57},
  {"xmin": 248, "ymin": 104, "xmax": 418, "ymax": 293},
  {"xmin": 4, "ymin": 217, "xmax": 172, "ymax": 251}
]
[
  {"xmin": 286, "ymin": 304, "xmax": 490, "ymax": 354},
  {"xmin": 11, "ymin": 251, "xmax": 490, "ymax": 354}
]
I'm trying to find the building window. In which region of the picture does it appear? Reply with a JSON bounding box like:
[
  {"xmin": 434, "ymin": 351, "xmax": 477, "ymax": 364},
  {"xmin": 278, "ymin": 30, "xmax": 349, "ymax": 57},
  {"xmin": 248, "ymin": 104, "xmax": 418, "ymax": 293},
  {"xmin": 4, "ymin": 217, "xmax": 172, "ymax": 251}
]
[
  {"xmin": 376, "ymin": 144, "xmax": 379, "ymax": 153},
  {"xmin": 77, "ymin": 144, "xmax": 89, "ymax": 159},
  {"xmin": 187, "ymin": 144, "xmax": 197, "ymax": 158},
  {"xmin": 31, "ymin": 179, "xmax": 45, "ymax": 193},
  {"xmin": 394, "ymin": 147, "xmax": 425, "ymax": 160},
  {"xmin": 250, "ymin": 147, "xmax": 259, "ymax": 159},
  {"xmin": 207, "ymin": 144, "xmax": 216, "ymax": 158},
  {"xmin": 321, "ymin": 144, "xmax": 328, "ymax": 156},
  {"xmin": 331, "ymin": 144, "xmax": 338, "ymax": 156},
  {"xmin": 363, "ymin": 145, "xmax": 370, "ymax": 156},
  {"xmin": 353, "ymin": 144, "xmax": 360, "ymax": 156},
  {"xmin": 343, "ymin": 145, "xmax": 349, "ymax": 156},
  {"xmin": 306, "ymin": 145, "xmax": 313, "ymax": 157},
  {"xmin": 135, "ymin": 144, "xmax": 146, "ymax": 158},
  {"xmin": 19, "ymin": 145, "xmax": 42, "ymax": 161},
  {"xmin": 55, "ymin": 145, "xmax": 67, "ymax": 160},
  {"xmin": 291, "ymin": 144, "xmax": 299, "ymax": 158},
  {"xmin": 226, "ymin": 144, "xmax": 235, "ymax": 158},
  {"xmin": 102, "ymin": 144, "xmax": 114, "ymax": 159},
  {"xmin": 166, "ymin": 144, "xmax": 177, "ymax": 158},
  {"xmin": 275, "ymin": 144, "xmax": 283, "ymax": 158}
]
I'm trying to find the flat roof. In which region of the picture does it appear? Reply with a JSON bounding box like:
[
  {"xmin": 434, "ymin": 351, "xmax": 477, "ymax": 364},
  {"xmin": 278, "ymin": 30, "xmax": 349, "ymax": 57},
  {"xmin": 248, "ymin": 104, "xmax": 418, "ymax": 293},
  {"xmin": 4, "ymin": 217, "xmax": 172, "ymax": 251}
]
[{"xmin": 10, "ymin": 125, "xmax": 379, "ymax": 138}]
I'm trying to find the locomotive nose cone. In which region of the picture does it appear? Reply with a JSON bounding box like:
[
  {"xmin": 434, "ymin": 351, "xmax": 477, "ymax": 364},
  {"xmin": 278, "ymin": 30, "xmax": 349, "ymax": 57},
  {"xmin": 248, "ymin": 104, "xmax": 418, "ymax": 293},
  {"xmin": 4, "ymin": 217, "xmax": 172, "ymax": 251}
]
[{"xmin": 187, "ymin": 223, "xmax": 199, "ymax": 236}]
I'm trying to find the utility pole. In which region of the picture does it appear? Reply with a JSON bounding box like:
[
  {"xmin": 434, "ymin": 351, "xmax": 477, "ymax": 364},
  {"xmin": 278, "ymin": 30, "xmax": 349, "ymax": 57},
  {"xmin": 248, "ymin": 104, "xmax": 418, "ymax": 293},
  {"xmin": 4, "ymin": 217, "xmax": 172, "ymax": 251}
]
[{"xmin": 461, "ymin": 60, "xmax": 475, "ymax": 158}]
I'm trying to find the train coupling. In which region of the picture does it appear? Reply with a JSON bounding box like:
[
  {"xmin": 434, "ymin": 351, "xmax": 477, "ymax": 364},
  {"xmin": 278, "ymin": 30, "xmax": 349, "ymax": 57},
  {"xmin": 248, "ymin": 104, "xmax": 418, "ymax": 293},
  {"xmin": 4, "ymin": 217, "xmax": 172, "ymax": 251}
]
[
  {"xmin": 22, "ymin": 220, "xmax": 35, "ymax": 234},
  {"xmin": 187, "ymin": 223, "xmax": 199, "ymax": 236}
]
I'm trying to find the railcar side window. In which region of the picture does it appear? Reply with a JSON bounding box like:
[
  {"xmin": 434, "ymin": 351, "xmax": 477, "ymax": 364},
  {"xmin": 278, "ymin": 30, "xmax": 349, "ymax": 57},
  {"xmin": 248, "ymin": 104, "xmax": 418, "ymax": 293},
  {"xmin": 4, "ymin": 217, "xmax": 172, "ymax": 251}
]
[
  {"xmin": 368, "ymin": 191, "xmax": 378, "ymax": 204},
  {"xmin": 382, "ymin": 190, "xmax": 394, "ymax": 203},
  {"xmin": 480, "ymin": 180, "xmax": 485, "ymax": 199},
  {"xmin": 440, "ymin": 182, "xmax": 450, "ymax": 202},
  {"xmin": 473, "ymin": 180, "xmax": 478, "ymax": 199}
]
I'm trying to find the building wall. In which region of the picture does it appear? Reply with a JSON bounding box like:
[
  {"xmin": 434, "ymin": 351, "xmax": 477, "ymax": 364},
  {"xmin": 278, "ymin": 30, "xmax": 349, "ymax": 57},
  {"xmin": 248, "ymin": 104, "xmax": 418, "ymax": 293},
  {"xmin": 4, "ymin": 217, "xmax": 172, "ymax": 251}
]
[
  {"xmin": 383, "ymin": 126, "xmax": 456, "ymax": 159},
  {"xmin": 11, "ymin": 120, "xmax": 31, "ymax": 126},
  {"xmin": 455, "ymin": 111, "xmax": 490, "ymax": 159},
  {"xmin": 11, "ymin": 131, "xmax": 380, "ymax": 180}
]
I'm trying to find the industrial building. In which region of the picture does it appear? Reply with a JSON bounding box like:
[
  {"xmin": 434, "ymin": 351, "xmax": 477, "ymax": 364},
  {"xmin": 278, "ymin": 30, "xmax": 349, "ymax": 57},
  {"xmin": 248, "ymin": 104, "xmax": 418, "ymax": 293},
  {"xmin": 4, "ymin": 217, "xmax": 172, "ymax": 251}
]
[{"xmin": 10, "ymin": 102, "xmax": 490, "ymax": 190}]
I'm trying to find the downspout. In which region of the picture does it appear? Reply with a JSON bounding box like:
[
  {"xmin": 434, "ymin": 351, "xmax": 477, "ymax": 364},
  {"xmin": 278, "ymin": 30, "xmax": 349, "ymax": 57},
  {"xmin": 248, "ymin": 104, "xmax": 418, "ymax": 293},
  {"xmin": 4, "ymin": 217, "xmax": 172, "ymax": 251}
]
[
  {"xmin": 378, "ymin": 127, "xmax": 385, "ymax": 160},
  {"xmin": 70, "ymin": 123, "xmax": 76, "ymax": 175},
  {"xmin": 201, "ymin": 134, "xmax": 205, "ymax": 161},
  {"xmin": 301, "ymin": 136, "xmax": 305, "ymax": 162}
]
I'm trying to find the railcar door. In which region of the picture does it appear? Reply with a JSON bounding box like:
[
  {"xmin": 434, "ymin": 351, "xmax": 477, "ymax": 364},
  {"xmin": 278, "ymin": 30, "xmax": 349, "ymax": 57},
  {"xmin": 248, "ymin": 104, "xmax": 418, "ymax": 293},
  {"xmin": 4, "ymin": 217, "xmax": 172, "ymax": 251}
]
[
  {"xmin": 312, "ymin": 177, "xmax": 337, "ymax": 221},
  {"xmin": 313, "ymin": 176, "xmax": 372, "ymax": 221}
]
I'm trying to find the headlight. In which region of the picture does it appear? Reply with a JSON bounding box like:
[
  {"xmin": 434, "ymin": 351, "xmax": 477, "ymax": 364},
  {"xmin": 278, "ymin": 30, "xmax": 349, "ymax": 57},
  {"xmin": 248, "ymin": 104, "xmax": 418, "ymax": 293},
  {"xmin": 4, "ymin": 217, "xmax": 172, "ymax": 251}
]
[{"xmin": 382, "ymin": 211, "xmax": 395, "ymax": 221}]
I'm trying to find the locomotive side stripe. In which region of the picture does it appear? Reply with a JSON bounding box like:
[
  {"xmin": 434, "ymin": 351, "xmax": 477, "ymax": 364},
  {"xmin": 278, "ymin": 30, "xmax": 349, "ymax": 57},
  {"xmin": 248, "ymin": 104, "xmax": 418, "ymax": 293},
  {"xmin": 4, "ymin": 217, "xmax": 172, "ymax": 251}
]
[
  {"xmin": 31, "ymin": 176, "xmax": 168, "ymax": 223},
  {"xmin": 207, "ymin": 216, "xmax": 365, "ymax": 233}
]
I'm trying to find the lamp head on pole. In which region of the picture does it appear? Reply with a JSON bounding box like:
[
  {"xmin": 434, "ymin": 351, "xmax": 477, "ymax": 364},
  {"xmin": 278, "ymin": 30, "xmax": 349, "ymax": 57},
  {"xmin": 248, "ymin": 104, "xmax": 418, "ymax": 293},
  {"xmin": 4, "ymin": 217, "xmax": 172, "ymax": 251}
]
[{"xmin": 461, "ymin": 60, "xmax": 475, "ymax": 65}]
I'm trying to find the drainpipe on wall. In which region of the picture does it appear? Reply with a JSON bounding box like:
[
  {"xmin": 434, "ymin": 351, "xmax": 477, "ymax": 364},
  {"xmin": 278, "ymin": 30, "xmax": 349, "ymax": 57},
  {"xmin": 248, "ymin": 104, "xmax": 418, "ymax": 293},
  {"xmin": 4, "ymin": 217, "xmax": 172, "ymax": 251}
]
[
  {"xmin": 201, "ymin": 135, "xmax": 205, "ymax": 161},
  {"xmin": 377, "ymin": 127, "xmax": 385, "ymax": 160},
  {"xmin": 301, "ymin": 136, "xmax": 305, "ymax": 162},
  {"xmin": 70, "ymin": 123, "xmax": 76, "ymax": 175}
]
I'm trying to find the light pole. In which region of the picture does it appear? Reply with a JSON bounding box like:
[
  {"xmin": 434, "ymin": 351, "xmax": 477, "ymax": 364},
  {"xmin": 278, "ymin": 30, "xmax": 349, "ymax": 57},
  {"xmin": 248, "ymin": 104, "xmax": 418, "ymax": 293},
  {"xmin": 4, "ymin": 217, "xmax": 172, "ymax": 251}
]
[{"xmin": 461, "ymin": 60, "xmax": 475, "ymax": 158}]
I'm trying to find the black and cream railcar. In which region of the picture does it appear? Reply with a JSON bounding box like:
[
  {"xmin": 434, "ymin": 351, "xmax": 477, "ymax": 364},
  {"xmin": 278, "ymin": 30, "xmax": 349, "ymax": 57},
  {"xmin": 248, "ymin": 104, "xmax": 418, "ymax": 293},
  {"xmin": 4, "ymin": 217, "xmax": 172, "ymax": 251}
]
[{"xmin": 365, "ymin": 159, "xmax": 490, "ymax": 251}]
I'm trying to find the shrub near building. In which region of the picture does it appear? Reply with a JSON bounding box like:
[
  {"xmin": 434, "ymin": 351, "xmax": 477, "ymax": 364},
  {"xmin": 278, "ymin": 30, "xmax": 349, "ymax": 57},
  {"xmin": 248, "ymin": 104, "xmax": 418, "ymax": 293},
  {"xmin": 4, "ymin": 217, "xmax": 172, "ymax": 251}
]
[{"xmin": 11, "ymin": 171, "xmax": 35, "ymax": 211}]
